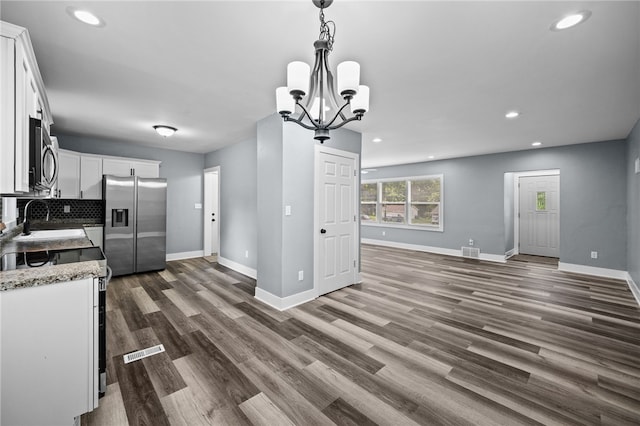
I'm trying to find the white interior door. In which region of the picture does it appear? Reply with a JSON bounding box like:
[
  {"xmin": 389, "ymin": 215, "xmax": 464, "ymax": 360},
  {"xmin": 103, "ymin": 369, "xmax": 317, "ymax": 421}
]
[
  {"xmin": 203, "ymin": 167, "xmax": 220, "ymax": 257},
  {"xmin": 210, "ymin": 173, "xmax": 219, "ymax": 255},
  {"xmin": 316, "ymin": 149, "xmax": 357, "ymax": 296},
  {"xmin": 519, "ymin": 175, "xmax": 560, "ymax": 257}
]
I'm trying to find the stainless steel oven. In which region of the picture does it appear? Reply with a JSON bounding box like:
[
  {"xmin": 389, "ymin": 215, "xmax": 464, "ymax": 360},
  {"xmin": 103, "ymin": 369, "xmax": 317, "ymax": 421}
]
[{"xmin": 29, "ymin": 117, "xmax": 58, "ymax": 191}]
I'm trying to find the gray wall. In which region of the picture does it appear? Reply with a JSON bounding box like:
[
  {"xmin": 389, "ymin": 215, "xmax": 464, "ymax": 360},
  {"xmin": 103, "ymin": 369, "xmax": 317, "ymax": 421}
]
[
  {"xmin": 362, "ymin": 140, "xmax": 628, "ymax": 271},
  {"xmin": 204, "ymin": 137, "xmax": 258, "ymax": 270},
  {"xmin": 256, "ymin": 115, "xmax": 284, "ymax": 295},
  {"xmin": 256, "ymin": 114, "xmax": 361, "ymax": 298},
  {"xmin": 627, "ymin": 119, "xmax": 640, "ymax": 284},
  {"xmin": 57, "ymin": 134, "xmax": 205, "ymax": 255}
]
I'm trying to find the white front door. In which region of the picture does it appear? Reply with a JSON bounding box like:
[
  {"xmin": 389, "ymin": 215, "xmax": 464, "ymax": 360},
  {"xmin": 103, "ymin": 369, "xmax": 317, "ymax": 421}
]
[
  {"xmin": 316, "ymin": 148, "xmax": 358, "ymax": 296},
  {"xmin": 519, "ymin": 175, "xmax": 560, "ymax": 257}
]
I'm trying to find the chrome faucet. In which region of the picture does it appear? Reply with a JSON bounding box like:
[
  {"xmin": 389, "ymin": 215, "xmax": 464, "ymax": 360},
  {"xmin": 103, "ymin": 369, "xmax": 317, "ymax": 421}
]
[{"xmin": 23, "ymin": 199, "xmax": 50, "ymax": 235}]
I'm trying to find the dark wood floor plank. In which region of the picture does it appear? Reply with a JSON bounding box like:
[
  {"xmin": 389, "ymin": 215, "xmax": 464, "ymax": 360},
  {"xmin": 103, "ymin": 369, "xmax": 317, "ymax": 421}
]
[{"xmin": 112, "ymin": 354, "xmax": 171, "ymax": 426}]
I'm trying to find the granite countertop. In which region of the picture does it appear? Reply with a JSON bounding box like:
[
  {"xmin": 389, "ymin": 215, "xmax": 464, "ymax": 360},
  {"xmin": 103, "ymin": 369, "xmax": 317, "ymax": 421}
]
[
  {"xmin": 0, "ymin": 261, "xmax": 103, "ymax": 291},
  {"xmin": 0, "ymin": 223, "xmax": 102, "ymax": 291}
]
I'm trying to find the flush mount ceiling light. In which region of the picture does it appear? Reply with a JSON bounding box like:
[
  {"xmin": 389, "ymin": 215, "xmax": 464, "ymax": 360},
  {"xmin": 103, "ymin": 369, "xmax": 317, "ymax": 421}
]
[
  {"xmin": 532, "ymin": 141, "xmax": 543, "ymax": 147},
  {"xmin": 276, "ymin": 0, "xmax": 370, "ymax": 143},
  {"xmin": 153, "ymin": 125, "xmax": 177, "ymax": 137},
  {"xmin": 372, "ymin": 138, "xmax": 383, "ymax": 143},
  {"xmin": 66, "ymin": 7, "xmax": 105, "ymax": 27},
  {"xmin": 505, "ymin": 111, "xmax": 520, "ymax": 119},
  {"xmin": 551, "ymin": 10, "xmax": 591, "ymax": 31}
]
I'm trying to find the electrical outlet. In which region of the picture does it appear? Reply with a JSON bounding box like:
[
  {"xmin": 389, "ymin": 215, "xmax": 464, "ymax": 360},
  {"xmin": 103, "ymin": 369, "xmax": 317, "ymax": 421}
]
[
  {"xmin": 591, "ymin": 251, "xmax": 598, "ymax": 259},
  {"xmin": 298, "ymin": 270, "xmax": 304, "ymax": 281},
  {"xmin": 63, "ymin": 205, "xmax": 71, "ymax": 213},
  {"xmin": 245, "ymin": 250, "xmax": 249, "ymax": 258},
  {"xmin": 382, "ymin": 231, "xmax": 386, "ymax": 236},
  {"xmin": 469, "ymin": 239, "xmax": 474, "ymax": 246}
]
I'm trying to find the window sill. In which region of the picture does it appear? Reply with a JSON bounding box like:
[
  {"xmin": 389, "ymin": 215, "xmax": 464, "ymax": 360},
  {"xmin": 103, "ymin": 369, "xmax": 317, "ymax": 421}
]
[{"xmin": 361, "ymin": 222, "xmax": 444, "ymax": 233}]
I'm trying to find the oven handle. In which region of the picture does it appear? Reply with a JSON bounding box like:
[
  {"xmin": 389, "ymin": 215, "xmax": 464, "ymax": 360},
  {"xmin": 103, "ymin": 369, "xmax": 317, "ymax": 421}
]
[{"xmin": 105, "ymin": 266, "xmax": 112, "ymax": 285}]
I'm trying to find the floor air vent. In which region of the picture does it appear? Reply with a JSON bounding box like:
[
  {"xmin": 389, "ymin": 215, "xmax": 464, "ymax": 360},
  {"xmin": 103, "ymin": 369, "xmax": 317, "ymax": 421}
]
[
  {"xmin": 123, "ymin": 344, "xmax": 165, "ymax": 364},
  {"xmin": 462, "ymin": 246, "xmax": 480, "ymax": 259}
]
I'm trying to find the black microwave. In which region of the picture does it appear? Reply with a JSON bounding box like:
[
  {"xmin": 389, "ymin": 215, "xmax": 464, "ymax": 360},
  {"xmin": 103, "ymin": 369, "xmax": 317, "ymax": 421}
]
[{"xmin": 29, "ymin": 117, "xmax": 58, "ymax": 191}]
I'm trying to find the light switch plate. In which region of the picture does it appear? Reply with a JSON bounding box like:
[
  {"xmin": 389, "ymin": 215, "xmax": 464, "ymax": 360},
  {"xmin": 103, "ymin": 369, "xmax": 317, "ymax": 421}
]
[
  {"xmin": 635, "ymin": 157, "xmax": 639, "ymax": 174},
  {"xmin": 285, "ymin": 205, "xmax": 292, "ymax": 216},
  {"xmin": 194, "ymin": 203, "xmax": 202, "ymax": 209}
]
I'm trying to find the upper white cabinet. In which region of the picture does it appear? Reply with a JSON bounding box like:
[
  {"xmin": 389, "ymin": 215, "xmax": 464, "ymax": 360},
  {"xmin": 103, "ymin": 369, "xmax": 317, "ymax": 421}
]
[
  {"xmin": 55, "ymin": 149, "xmax": 160, "ymax": 199},
  {"xmin": 57, "ymin": 149, "xmax": 81, "ymax": 199},
  {"xmin": 80, "ymin": 154, "xmax": 103, "ymax": 199},
  {"xmin": 0, "ymin": 21, "xmax": 52, "ymax": 194},
  {"xmin": 102, "ymin": 157, "xmax": 160, "ymax": 178}
]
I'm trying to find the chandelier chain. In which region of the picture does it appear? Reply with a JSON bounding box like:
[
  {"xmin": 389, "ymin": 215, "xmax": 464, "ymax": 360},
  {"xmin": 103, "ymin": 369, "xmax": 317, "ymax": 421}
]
[{"xmin": 318, "ymin": 4, "xmax": 336, "ymax": 51}]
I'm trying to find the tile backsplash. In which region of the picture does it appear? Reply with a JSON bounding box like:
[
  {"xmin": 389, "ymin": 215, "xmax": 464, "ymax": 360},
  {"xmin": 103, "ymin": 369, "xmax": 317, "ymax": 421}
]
[{"xmin": 17, "ymin": 198, "xmax": 104, "ymax": 224}]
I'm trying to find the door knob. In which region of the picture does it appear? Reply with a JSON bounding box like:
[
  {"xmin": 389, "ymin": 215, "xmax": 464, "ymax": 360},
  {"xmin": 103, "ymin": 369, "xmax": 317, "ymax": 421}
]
[
  {"xmin": 212, "ymin": 219, "xmax": 216, "ymax": 222},
  {"xmin": 320, "ymin": 228, "xmax": 327, "ymax": 234}
]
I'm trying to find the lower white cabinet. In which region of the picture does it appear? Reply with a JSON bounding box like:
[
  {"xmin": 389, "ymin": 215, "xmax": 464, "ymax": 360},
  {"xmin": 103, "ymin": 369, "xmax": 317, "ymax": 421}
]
[{"xmin": 0, "ymin": 277, "xmax": 98, "ymax": 425}]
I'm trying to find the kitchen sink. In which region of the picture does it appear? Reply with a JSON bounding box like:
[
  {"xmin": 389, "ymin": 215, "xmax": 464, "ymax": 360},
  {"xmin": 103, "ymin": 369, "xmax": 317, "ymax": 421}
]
[{"xmin": 13, "ymin": 229, "xmax": 86, "ymax": 241}]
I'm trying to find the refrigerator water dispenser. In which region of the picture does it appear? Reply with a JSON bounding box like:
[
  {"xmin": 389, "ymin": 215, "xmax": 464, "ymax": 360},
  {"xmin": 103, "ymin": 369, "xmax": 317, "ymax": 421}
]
[{"xmin": 111, "ymin": 209, "xmax": 129, "ymax": 227}]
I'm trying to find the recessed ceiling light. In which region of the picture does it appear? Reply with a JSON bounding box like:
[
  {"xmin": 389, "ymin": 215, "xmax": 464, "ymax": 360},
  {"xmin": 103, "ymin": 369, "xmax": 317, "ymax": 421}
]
[
  {"xmin": 361, "ymin": 170, "xmax": 368, "ymax": 174},
  {"xmin": 428, "ymin": 155, "xmax": 435, "ymax": 159},
  {"xmin": 532, "ymin": 141, "xmax": 542, "ymax": 147},
  {"xmin": 67, "ymin": 7, "xmax": 105, "ymax": 27},
  {"xmin": 372, "ymin": 138, "xmax": 382, "ymax": 143},
  {"xmin": 551, "ymin": 11, "xmax": 591, "ymax": 31},
  {"xmin": 153, "ymin": 125, "xmax": 177, "ymax": 137},
  {"xmin": 505, "ymin": 111, "xmax": 520, "ymax": 119}
]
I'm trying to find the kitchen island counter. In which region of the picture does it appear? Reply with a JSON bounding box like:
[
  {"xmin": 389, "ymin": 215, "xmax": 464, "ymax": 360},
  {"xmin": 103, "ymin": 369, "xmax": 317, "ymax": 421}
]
[
  {"xmin": 0, "ymin": 224, "xmax": 103, "ymax": 291},
  {"xmin": 0, "ymin": 260, "xmax": 103, "ymax": 291}
]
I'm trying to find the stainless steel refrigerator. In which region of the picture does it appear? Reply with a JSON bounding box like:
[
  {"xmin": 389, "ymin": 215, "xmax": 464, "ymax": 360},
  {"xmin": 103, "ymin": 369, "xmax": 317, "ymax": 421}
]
[{"xmin": 103, "ymin": 175, "xmax": 167, "ymax": 276}]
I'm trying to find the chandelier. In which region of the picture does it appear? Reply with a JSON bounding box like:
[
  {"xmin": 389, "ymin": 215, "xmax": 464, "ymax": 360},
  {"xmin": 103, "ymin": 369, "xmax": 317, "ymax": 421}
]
[{"xmin": 275, "ymin": 0, "xmax": 369, "ymax": 143}]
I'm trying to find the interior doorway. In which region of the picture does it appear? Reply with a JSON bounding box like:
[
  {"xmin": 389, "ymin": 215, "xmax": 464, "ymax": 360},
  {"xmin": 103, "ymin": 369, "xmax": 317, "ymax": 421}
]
[
  {"xmin": 203, "ymin": 167, "xmax": 220, "ymax": 257},
  {"xmin": 314, "ymin": 146, "xmax": 359, "ymax": 297},
  {"xmin": 515, "ymin": 171, "xmax": 560, "ymax": 258}
]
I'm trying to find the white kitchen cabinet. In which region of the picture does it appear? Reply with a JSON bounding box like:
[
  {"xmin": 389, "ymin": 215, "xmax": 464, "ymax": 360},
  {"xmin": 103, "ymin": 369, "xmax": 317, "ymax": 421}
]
[
  {"xmin": 58, "ymin": 149, "xmax": 81, "ymax": 199},
  {"xmin": 103, "ymin": 156, "xmax": 160, "ymax": 178},
  {"xmin": 0, "ymin": 21, "xmax": 52, "ymax": 195},
  {"xmin": 80, "ymin": 154, "xmax": 103, "ymax": 199},
  {"xmin": 0, "ymin": 35, "xmax": 16, "ymax": 194},
  {"xmin": 0, "ymin": 277, "xmax": 98, "ymax": 425}
]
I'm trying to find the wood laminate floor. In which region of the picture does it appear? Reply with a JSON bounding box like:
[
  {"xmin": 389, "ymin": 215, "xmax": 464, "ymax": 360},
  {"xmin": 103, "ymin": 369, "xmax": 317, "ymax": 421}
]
[{"xmin": 83, "ymin": 244, "xmax": 640, "ymax": 425}]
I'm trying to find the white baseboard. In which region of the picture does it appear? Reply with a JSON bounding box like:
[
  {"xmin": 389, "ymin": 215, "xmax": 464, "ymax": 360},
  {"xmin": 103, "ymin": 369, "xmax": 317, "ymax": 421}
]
[
  {"xmin": 362, "ymin": 238, "xmax": 506, "ymax": 263},
  {"xmin": 558, "ymin": 262, "xmax": 629, "ymax": 280},
  {"xmin": 626, "ymin": 273, "xmax": 640, "ymax": 307},
  {"xmin": 166, "ymin": 250, "xmax": 204, "ymax": 261},
  {"xmin": 505, "ymin": 248, "xmax": 517, "ymax": 259},
  {"xmin": 254, "ymin": 287, "xmax": 316, "ymax": 311},
  {"xmin": 218, "ymin": 256, "xmax": 257, "ymax": 280}
]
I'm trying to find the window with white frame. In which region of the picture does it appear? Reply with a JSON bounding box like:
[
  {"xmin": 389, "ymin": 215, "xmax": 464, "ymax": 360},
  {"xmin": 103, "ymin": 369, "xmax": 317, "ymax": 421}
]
[{"xmin": 360, "ymin": 175, "xmax": 443, "ymax": 231}]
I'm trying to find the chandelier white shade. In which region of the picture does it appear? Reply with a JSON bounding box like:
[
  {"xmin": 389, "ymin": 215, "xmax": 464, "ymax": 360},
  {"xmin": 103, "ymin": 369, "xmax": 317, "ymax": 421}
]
[{"xmin": 275, "ymin": 0, "xmax": 370, "ymax": 142}]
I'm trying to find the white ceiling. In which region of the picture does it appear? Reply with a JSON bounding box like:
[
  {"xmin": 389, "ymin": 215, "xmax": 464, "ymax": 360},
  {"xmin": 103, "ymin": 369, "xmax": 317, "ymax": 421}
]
[{"xmin": 2, "ymin": 1, "xmax": 639, "ymax": 168}]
